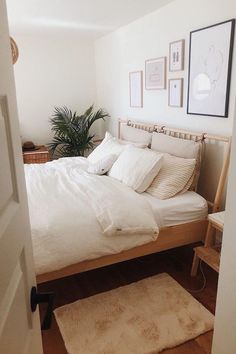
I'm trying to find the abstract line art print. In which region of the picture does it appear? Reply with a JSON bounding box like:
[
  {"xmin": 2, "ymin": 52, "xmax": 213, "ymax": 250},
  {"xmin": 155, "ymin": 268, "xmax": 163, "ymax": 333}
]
[{"xmin": 187, "ymin": 19, "xmax": 235, "ymax": 117}]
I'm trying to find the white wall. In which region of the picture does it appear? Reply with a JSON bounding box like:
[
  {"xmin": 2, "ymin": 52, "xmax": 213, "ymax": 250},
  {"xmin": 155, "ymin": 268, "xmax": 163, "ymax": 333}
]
[
  {"xmin": 95, "ymin": 0, "xmax": 236, "ymax": 202},
  {"xmin": 95, "ymin": 0, "xmax": 236, "ymax": 137},
  {"xmin": 14, "ymin": 35, "xmax": 95, "ymax": 145},
  {"xmin": 212, "ymin": 99, "xmax": 236, "ymax": 354}
]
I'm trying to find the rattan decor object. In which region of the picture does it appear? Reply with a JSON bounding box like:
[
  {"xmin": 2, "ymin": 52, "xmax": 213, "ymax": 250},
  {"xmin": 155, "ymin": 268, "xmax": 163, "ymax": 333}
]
[
  {"xmin": 10, "ymin": 37, "xmax": 19, "ymax": 65},
  {"xmin": 23, "ymin": 146, "xmax": 49, "ymax": 164}
]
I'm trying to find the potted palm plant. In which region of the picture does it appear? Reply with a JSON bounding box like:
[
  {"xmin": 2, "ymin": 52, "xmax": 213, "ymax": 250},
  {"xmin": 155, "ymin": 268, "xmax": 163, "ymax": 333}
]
[{"xmin": 48, "ymin": 105, "xmax": 109, "ymax": 158}]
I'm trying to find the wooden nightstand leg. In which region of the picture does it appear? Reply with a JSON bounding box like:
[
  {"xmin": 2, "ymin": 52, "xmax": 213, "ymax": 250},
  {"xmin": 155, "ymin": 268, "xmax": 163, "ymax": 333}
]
[
  {"xmin": 205, "ymin": 223, "xmax": 215, "ymax": 247},
  {"xmin": 191, "ymin": 252, "xmax": 200, "ymax": 277}
]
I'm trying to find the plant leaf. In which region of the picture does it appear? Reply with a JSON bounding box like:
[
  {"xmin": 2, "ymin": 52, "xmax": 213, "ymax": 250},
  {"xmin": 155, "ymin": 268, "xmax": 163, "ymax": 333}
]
[{"xmin": 48, "ymin": 105, "xmax": 109, "ymax": 158}]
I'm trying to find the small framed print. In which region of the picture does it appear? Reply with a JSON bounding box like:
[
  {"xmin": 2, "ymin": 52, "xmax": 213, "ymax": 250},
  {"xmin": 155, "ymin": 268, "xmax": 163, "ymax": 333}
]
[
  {"xmin": 129, "ymin": 71, "xmax": 143, "ymax": 108},
  {"xmin": 169, "ymin": 79, "xmax": 183, "ymax": 107},
  {"xmin": 169, "ymin": 39, "xmax": 185, "ymax": 72},
  {"xmin": 145, "ymin": 57, "xmax": 166, "ymax": 90}
]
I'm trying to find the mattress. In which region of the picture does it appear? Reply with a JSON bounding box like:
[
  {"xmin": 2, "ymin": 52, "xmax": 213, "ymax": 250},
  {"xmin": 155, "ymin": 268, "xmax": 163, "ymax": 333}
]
[{"xmin": 143, "ymin": 191, "xmax": 208, "ymax": 228}]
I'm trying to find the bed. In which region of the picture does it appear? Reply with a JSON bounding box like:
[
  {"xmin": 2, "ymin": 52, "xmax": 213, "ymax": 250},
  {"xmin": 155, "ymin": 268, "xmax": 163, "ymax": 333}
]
[{"xmin": 25, "ymin": 119, "xmax": 230, "ymax": 284}]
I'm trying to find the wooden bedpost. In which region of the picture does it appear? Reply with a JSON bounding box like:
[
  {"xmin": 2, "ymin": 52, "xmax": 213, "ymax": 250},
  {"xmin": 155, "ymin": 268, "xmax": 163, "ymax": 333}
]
[
  {"xmin": 204, "ymin": 135, "xmax": 232, "ymax": 213},
  {"xmin": 118, "ymin": 118, "xmax": 128, "ymax": 139}
]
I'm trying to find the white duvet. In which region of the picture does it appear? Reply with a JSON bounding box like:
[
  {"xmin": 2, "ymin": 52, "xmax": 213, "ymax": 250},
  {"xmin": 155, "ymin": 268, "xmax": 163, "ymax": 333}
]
[{"xmin": 24, "ymin": 157, "xmax": 159, "ymax": 275}]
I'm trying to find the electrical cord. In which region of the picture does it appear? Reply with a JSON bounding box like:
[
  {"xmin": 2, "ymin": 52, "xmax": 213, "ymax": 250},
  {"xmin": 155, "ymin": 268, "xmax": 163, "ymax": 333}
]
[
  {"xmin": 136, "ymin": 257, "xmax": 207, "ymax": 293},
  {"xmin": 186, "ymin": 260, "xmax": 207, "ymax": 293}
]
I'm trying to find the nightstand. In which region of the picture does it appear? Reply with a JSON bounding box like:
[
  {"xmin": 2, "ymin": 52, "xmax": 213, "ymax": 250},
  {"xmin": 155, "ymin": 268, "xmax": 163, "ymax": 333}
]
[
  {"xmin": 93, "ymin": 136, "xmax": 103, "ymax": 146},
  {"xmin": 191, "ymin": 211, "xmax": 225, "ymax": 276},
  {"xmin": 23, "ymin": 146, "xmax": 50, "ymax": 164}
]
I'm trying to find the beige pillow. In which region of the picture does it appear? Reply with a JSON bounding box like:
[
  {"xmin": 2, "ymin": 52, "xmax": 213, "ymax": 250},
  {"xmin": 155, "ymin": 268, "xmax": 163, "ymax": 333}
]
[
  {"xmin": 151, "ymin": 132, "xmax": 202, "ymax": 190},
  {"xmin": 108, "ymin": 146, "xmax": 163, "ymax": 193},
  {"xmin": 146, "ymin": 154, "xmax": 196, "ymax": 199},
  {"xmin": 120, "ymin": 125, "xmax": 152, "ymax": 146},
  {"xmin": 151, "ymin": 132, "xmax": 201, "ymax": 158},
  {"xmin": 118, "ymin": 139, "xmax": 147, "ymax": 148}
]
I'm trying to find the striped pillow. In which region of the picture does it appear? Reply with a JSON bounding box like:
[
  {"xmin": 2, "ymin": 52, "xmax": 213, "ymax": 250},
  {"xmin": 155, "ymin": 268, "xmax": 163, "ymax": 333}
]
[{"xmin": 146, "ymin": 154, "xmax": 196, "ymax": 199}]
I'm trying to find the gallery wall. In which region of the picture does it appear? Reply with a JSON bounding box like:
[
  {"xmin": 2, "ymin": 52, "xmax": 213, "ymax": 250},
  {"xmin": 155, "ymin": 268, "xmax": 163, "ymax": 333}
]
[
  {"xmin": 13, "ymin": 35, "xmax": 96, "ymax": 144},
  {"xmin": 95, "ymin": 0, "xmax": 236, "ymax": 136},
  {"xmin": 94, "ymin": 0, "xmax": 236, "ymax": 201}
]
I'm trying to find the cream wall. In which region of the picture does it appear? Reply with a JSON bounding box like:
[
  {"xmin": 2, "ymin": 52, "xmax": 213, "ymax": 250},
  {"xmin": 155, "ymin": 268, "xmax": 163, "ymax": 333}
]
[
  {"xmin": 95, "ymin": 0, "xmax": 236, "ymax": 137},
  {"xmin": 13, "ymin": 0, "xmax": 236, "ymax": 146},
  {"xmin": 94, "ymin": 0, "xmax": 236, "ymax": 201},
  {"xmin": 13, "ymin": 35, "xmax": 95, "ymax": 145}
]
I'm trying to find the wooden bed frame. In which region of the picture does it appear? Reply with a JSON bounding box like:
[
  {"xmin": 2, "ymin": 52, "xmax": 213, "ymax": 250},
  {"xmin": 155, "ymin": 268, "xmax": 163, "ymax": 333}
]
[{"xmin": 37, "ymin": 119, "xmax": 231, "ymax": 284}]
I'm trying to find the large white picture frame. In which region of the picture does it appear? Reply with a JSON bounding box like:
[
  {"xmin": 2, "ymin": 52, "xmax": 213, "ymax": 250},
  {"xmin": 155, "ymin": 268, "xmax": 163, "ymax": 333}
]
[{"xmin": 187, "ymin": 19, "xmax": 235, "ymax": 117}]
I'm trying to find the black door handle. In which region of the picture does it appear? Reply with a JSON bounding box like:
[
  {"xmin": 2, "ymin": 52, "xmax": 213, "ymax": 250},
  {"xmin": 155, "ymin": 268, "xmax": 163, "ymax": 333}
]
[{"xmin": 30, "ymin": 286, "xmax": 55, "ymax": 330}]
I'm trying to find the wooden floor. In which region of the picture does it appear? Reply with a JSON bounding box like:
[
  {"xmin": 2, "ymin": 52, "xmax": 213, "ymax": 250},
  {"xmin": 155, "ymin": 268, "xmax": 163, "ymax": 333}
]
[{"xmin": 38, "ymin": 245, "xmax": 218, "ymax": 354}]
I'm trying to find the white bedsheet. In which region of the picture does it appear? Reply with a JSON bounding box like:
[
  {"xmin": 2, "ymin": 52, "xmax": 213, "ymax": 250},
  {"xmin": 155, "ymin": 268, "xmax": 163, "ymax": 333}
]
[
  {"xmin": 142, "ymin": 191, "xmax": 208, "ymax": 228},
  {"xmin": 24, "ymin": 157, "xmax": 207, "ymax": 276}
]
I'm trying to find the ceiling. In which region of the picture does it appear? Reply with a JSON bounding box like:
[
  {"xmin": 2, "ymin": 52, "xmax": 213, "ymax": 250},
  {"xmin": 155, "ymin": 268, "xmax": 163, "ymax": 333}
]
[{"xmin": 7, "ymin": 0, "xmax": 174, "ymax": 40}]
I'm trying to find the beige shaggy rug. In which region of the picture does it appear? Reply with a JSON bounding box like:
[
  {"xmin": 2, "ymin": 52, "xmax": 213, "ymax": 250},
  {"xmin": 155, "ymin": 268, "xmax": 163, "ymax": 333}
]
[{"xmin": 54, "ymin": 273, "xmax": 214, "ymax": 354}]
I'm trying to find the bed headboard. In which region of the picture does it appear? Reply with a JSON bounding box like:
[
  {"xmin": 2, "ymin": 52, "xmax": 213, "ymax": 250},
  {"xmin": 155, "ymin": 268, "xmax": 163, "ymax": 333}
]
[{"xmin": 118, "ymin": 119, "xmax": 231, "ymax": 213}]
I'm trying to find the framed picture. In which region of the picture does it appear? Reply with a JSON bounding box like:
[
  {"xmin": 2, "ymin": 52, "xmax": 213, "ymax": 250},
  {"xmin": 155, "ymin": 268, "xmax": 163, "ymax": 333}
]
[
  {"xmin": 169, "ymin": 79, "xmax": 184, "ymax": 107},
  {"xmin": 145, "ymin": 57, "xmax": 166, "ymax": 90},
  {"xmin": 187, "ymin": 19, "xmax": 235, "ymax": 117},
  {"xmin": 129, "ymin": 71, "xmax": 143, "ymax": 108},
  {"xmin": 169, "ymin": 40, "xmax": 185, "ymax": 71}
]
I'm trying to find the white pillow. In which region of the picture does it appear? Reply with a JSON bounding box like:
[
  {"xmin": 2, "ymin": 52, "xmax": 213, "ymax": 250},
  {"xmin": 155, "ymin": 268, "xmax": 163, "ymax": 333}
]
[
  {"xmin": 88, "ymin": 154, "xmax": 117, "ymax": 175},
  {"xmin": 88, "ymin": 132, "xmax": 128, "ymax": 163},
  {"xmin": 120, "ymin": 125, "xmax": 152, "ymax": 146},
  {"xmin": 147, "ymin": 154, "xmax": 196, "ymax": 199},
  {"xmin": 108, "ymin": 146, "xmax": 163, "ymax": 193}
]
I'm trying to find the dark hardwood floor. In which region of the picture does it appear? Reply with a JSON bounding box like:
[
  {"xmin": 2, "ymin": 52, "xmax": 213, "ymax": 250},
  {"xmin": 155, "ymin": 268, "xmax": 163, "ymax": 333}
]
[{"xmin": 38, "ymin": 245, "xmax": 218, "ymax": 354}]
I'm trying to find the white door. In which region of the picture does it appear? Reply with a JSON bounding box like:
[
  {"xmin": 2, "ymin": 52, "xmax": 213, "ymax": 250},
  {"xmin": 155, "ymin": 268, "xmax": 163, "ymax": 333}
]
[
  {"xmin": 212, "ymin": 101, "xmax": 236, "ymax": 354},
  {"xmin": 0, "ymin": 0, "xmax": 43, "ymax": 353}
]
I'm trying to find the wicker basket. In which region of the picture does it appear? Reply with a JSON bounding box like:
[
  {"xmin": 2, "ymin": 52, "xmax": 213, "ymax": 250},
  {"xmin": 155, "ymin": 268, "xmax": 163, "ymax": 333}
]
[{"xmin": 23, "ymin": 146, "xmax": 49, "ymax": 164}]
